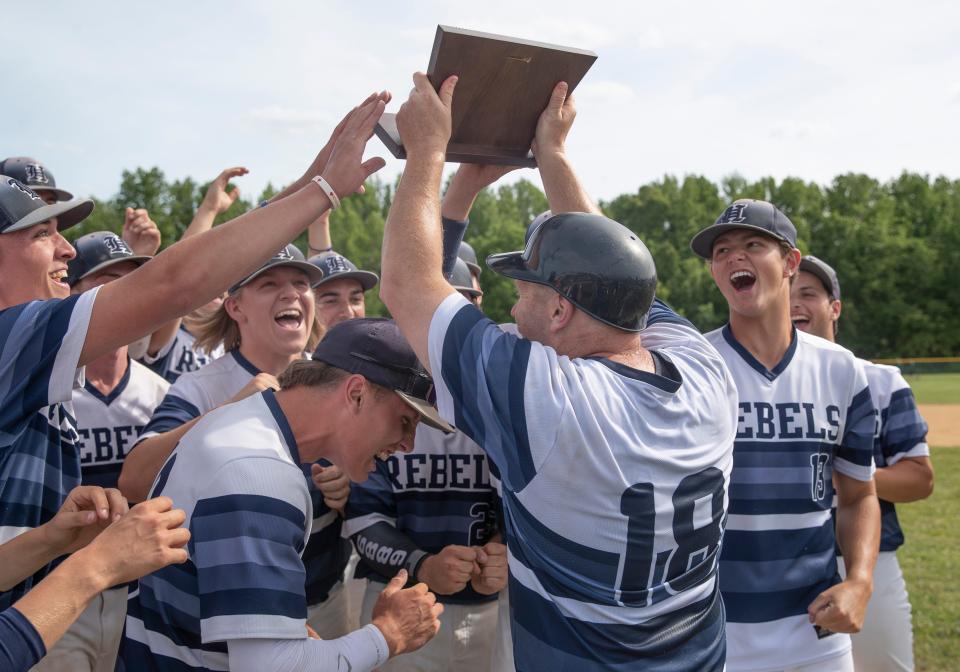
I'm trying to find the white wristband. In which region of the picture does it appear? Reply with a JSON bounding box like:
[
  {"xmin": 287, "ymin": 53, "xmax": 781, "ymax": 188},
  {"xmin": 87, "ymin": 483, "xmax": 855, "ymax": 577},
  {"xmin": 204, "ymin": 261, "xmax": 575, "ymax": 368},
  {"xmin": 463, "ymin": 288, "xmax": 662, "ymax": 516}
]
[{"xmin": 311, "ymin": 175, "xmax": 341, "ymax": 211}]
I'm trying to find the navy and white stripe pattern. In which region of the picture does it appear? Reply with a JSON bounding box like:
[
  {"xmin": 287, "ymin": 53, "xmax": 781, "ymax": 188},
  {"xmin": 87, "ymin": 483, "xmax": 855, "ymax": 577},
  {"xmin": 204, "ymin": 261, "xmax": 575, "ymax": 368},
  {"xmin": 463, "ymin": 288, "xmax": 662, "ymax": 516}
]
[
  {"xmin": 141, "ymin": 326, "xmax": 220, "ymax": 383},
  {"xmin": 708, "ymin": 326, "xmax": 876, "ymax": 671},
  {"xmin": 860, "ymin": 360, "xmax": 929, "ymax": 552},
  {"xmin": 0, "ymin": 289, "xmax": 98, "ymax": 610},
  {"xmin": 428, "ymin": 294, "xmax": 738, "ymax": 671},
  {"xmin": 73, "ymin": 359, "xmax": 168, "ymax": 491},
  {"xmin": 134, "ymin": 349, "xmax": 348, "ymax": 605},
  {"xmin": 123, "ymin": 392, "xmax": 313, "ymax": 671},
  {"xmin": 343, "ymin": 424, "xmax": 497, "ymax": 604}
]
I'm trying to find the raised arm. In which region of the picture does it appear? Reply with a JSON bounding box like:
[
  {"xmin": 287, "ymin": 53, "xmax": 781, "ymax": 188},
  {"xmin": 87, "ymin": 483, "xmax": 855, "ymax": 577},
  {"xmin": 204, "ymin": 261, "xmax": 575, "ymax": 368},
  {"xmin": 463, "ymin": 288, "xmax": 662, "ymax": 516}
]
[
  {"xmin": 532, "ymin": 82, "xmax": 601, "ymax": 216},
  {"xmin": 143, "ymin": 166, "xmax": 249, "ymax": 359},
  {"xmin": 79, "ymin": 96, "xmax": 386, "ymax": 367},
  {"xmin": 379, "ymin": 73, "xmax": 460, "ymax": 369}
]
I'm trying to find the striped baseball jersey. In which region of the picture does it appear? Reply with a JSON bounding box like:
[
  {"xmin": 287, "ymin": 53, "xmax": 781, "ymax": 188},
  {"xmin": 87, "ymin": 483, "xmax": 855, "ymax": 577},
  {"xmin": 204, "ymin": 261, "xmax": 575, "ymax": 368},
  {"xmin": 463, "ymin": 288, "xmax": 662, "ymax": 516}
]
[
  {"xmin": 0, "ymin": 288, "xmax": 98, "ymax": 610},
  {"xmin": 428, "ymin": 294, "xmax": 738, "ymax": 672},
  {"xmin": 343, "ymin": 425, "xmax": 498, "ymax": 604},
  {"xmin": 707, "ymin": 325, "xmax": 876, "ymax": 672},
  {"xmin": 141, "ymin": 325, "xmax": 220, "ymax": 384},
  {"xmin": 135, "ymin": 349, "xmax": 349, "ymax": 605},
  {"xmin": 73, "ymin": 358, "xmax": 168, "ymax": 491},
  {"xmin": 123, "ymin": 391, "xmax": 312, "ymax": 671},
  {"xmin": 859, "ymin": 359, "xmax": 928, "ymax": 552}
]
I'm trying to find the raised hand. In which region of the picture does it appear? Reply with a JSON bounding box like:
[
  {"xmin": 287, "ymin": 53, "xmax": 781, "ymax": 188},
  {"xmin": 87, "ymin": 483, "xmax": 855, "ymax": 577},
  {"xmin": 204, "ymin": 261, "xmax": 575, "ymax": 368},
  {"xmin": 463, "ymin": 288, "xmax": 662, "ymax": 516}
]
[
  {"xmin": 200, "ymin": 166, "xmax": 249, "ymax": 216},
  {"xmin": 74, "ymin": 496, "xmax": 190, "ymax": 586},
  {"xmin": 311, "ymin": 462, "xmax": 350, "ymax": 513},
  {"xmin": 371, "ymin": 569, "xmax": 444, "ymax": 657},
  {"xmin": 416, "ymin": 544, "xmax": 478, "ymax": 595},
  {"xmin": 320, "ymin": 96, "xmax": 388, "ymax": 200},
  {"xmin": 532, "ymin": 81, "xmax": 576, "ymax": 158},
  {"xmin": 41, "ymin": 485, "xmax": 129, "ymax": 555},
  {"xmin": 122, "ymin": 207, "xmax": 162, "ymax": 256},
  {"xmin": 395, "ymin": 72, "xmax": 458, "ymax": 160},
  {"xmin": 470, "ymin": 541, "xmax": 508, "ymax": 595}
]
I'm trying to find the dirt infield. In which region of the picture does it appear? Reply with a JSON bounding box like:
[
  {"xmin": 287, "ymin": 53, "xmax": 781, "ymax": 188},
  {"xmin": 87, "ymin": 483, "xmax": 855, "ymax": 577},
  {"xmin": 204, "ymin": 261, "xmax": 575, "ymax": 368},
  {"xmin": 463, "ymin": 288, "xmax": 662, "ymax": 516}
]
[{"xmin": 918, "ymin": 404, "xmax": 960, "ymax": 447}]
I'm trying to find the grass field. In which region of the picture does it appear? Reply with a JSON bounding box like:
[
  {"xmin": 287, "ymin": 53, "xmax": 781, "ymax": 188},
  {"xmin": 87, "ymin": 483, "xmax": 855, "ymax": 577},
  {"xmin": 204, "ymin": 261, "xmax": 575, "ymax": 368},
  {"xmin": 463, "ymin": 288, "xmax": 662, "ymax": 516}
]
[
  {"xmin": 898, "ymin": 446, "xmax": 959, "ymax": 671},
  {"xmin": 905, "ymin": 372, "xmax": 960, "ymax": 404}
]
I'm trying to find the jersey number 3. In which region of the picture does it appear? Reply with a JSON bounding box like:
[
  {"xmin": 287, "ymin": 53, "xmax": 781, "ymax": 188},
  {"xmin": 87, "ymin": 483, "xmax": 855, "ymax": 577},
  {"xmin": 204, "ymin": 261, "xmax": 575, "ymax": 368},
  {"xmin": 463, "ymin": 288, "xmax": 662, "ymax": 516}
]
[{"xmin": 618, "ymin": 467, "xmax": 725, "ymax": 607}]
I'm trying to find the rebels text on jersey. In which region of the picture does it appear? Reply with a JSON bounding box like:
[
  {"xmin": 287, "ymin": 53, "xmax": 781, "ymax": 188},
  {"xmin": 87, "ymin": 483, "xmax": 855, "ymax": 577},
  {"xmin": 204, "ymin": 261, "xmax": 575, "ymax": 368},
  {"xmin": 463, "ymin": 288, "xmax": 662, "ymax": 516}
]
[
  {"xmin": 708, "ymin": 326, "xmax": 876, "ymax": 672},
  {"xmin": 343, "ymin": 425, "xmax": 498, "ymax": 604},
  {"xmin": 73, "ymin": 358, "xmax": 168, "ymax": 491},
  {"xmin": 427, "ymin": 294, "xmax": 738, "ymax": 672},
  {"xmin": 0, "ymin": 289, "xmax": 98, "ymax": 609},
  {"xmin": 141, "ymin": 326, "xmax": 219, "ymax": 384}
]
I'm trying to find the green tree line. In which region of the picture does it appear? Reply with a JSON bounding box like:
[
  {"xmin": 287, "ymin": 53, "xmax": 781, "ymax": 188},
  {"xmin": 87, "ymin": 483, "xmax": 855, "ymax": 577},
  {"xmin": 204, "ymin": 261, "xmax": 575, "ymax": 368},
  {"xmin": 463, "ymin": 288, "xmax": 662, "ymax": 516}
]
[{"xmin": 69, "ymin": 167, "xmax": 960, "ymax": 359}]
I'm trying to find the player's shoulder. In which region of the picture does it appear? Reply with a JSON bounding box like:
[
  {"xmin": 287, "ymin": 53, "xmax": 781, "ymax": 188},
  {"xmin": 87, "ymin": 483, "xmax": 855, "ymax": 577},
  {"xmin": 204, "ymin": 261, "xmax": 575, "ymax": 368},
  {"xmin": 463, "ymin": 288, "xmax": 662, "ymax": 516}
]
[
  {"xmin": 857, "ymin": 357, "xmax": 910, "ymax": 395},
  {"xmin": 129, "ymin": 359, "xmax": 171, "ymax": 392},
  {"xmin": 168, "ymin": 349, "xmax": 241, "ymax": 389}
]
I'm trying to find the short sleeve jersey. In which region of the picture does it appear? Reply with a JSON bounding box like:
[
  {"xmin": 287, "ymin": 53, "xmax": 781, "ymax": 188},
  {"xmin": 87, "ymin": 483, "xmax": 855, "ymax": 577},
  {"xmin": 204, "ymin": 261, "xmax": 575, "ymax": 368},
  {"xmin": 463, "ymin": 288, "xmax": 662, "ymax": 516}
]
[
  {"xmin": 859, "ymin": 359, "xmax": 929, "ymax": 552},
  {"xmin": 123, "ymin": 391, "xmax": 313, "ymax": 672},
  {"xmin": 73, "ymin": 358, "xmax": 169, "ymax": 491},
  {"xmin": 0, "ymin": 288, "xmax": 98, "ymax": 610},
  {"xmin": 428, "ymin": 294, "xmax": 738, "ymax": 672},
  {"xmin": 141, "ymin": 326, "xmax": 221, "ymax": 384},
  {"xmin": 707, "ymin": 326, "xmax": 876, "ymax": 672},
  {"xmin": 135, "ymin": 348, "xmax": 349, "ymax": 605},
  {"xmin": 343, "ymin": 425, "xmax": 497, "ymax": 604}
]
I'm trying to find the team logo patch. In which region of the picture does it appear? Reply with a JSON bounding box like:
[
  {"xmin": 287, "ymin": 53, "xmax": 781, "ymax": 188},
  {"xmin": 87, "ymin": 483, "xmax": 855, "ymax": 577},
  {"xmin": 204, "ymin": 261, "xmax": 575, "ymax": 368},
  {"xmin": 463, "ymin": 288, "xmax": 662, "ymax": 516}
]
[
  {"xmin": 323, "ymin": 255, "xmax": 350, "ymax": 274},
  {"xmin": 7, "ymin": 178, "xmax": 41, "ymax": 200},
  {"xmin": 274, "ymin": 247, "xmax": 294, "ymax": 261},
  {"xmin": 23, "ymin": 163, "xmax": 50, "ymax": 185},
  {"xmin": 718, "ymin": 202, "xmax": 748, "ymax": 224},
  {"xmin": 104, "ymin": 235, "xmax": 133, "ymax": 256}
]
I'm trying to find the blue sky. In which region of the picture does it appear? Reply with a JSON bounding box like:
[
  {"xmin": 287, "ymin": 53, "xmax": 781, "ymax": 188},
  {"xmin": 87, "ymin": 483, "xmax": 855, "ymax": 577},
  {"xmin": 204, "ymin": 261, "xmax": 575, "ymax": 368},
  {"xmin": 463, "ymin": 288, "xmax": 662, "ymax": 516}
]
[{"xmin": 3, "ymin": 1, "xmax": 958, "ymax": 204}]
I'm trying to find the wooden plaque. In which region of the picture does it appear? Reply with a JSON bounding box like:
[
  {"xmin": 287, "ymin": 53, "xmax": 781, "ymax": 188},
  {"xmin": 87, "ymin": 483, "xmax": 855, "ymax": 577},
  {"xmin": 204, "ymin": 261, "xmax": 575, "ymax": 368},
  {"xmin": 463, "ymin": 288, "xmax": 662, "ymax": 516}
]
[{"xmin": 375, "ymin": 25, "xmax": 597, "ymax": 166}]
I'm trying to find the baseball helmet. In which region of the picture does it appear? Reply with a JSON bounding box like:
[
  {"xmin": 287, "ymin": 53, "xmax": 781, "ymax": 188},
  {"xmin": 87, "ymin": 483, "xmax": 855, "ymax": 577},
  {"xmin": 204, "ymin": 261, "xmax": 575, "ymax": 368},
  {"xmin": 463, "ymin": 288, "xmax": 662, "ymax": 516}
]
[
  {"xmin": 67, "ymin": 231, "xmax": 152, "ymax": 286},
  {"xmin": 457, "ymin": 241, "xmax": 481, "ymax": 276},
  {"xmin": 487, "ymin": 212, "xmax": 657, "ymax": 332},
  {"xmin": 447, "ymin": 257, "xmax": 482, "ymax": 298},
  {"xmin": 0, "ymin": 157, "xmax": 73, "ymax": 201}
]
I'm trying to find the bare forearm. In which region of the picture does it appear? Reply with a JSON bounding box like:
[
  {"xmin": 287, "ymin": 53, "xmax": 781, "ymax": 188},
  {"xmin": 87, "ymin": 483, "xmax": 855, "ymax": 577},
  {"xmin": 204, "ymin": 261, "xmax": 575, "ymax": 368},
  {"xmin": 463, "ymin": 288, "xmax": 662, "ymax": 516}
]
[
  {"xmin": 119, "ymin": 420, "xmax": 200, "ymax": 501},
  {"xmin": 182, "ymin": 203, "xmax": 219, "ymax": 240},
  {"xmin": 441, "ymin": 179, "xmax": 481, "ymax": 222},
  {"xmin": 537, "ymin": 151, "xmax": 601, "ymax": 215},
  {"xmin": 307, "ymin": 212, "xmax": 333, "ymax": 254},
  {"xmin": 380, "ymin": 151, "xmax": 452, "ymax": 348},
  {"xmin": 12, "ymin": 552, "xmax": 107, "ymax": 651},
  {"xmin": 81, "ymin": 185, "xmax": 329, "ymax": 365},
  {"xmin": 836, "ymin": 479, "xmax": 880, "ymax": 584},
  {"xmin": 0, "ymin": 528, "xmax": 61, "ymax": 591},
  {"xmin": 874, "ymin": 458, "xmax": 934, "ymax": 503}
]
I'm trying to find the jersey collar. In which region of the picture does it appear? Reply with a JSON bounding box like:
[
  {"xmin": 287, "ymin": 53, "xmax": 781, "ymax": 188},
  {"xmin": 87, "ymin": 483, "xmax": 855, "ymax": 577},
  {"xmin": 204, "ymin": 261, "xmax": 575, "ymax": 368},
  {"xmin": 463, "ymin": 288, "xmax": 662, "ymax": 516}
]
[
  {"xmin": 82, "ymin": 356, "xmax": 132, "ymax": 406},
  {"xmin": 230, "ymin": 349, "xmax": 262, "ymax": 376},
  {"xmin": 721, "ymin": 323, "xmax": 798, "ymax": 382},
  {"xmin": 587, "ymin": 351, "xmax": 682, "ymax": 393},
  {"xmin": 261, "ymin": 388, "xmax": 302, "ymax": 466}
]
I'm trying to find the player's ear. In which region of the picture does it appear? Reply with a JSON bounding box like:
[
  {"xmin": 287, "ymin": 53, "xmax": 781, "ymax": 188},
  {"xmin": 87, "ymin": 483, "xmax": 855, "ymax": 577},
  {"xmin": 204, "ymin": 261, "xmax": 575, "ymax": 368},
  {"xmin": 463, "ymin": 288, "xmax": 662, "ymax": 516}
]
[
  {"xmin": 343, "ymin": 374, "xmax": 365, "ymax": 413},
  {"xmin": 830, "ymin": 299, "xmax": 842, "ymax": 322},
  {"xmin": 551, "ymin": 295, "xmax": 575, "ymax": 332},
  {"xmin": 222, "ymin": 292, "xmax": 244, "ymax": 322},
  {"xmin": 784, "ymin": 248, "xmax": 801, "ymax": 279}
]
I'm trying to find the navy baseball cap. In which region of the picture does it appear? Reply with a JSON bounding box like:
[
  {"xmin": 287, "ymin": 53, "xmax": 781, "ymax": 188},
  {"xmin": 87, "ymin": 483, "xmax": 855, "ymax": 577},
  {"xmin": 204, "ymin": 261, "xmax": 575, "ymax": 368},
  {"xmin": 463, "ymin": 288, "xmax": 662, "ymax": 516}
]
[
  {"xmin": 67, "ymin": 231, "xmax": 152, "ymax": 286},
  {"xmin": 457, "ymin": 241, "xmax": 481, "ymax": 276},
  {"xmin": 0, "ymin": 175, "xmax": 93, "ymax": 234},
  {"xmin": 230, "ymin": 244, "xmax": 324, "ymax": 294},
  {"xmin": 690, "ymin": 199, "xmax": 797, "ymax": 260},
  {"xmin": 799, "ymin": 255, "xmax": 841, "ymax": 300},
  {"xmin": 0, "ymin": 157, "xmax": 73, "ymax": 201},
  {"xmin": 312, "ymin": 318, "xmax": 454, "ymax": 434},
  {"xmin": 448, "ymin": 257, "xmax": 482, "ymax": 298},
  {"xmin": 308, "ymin": 251, "xmax": 378, "ymax": 291}
]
